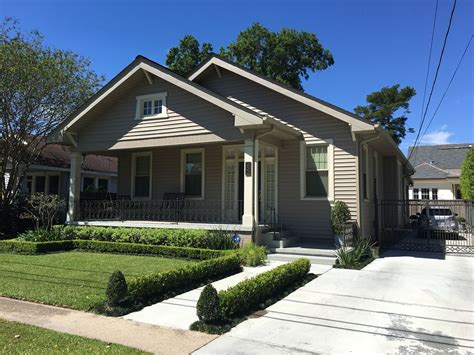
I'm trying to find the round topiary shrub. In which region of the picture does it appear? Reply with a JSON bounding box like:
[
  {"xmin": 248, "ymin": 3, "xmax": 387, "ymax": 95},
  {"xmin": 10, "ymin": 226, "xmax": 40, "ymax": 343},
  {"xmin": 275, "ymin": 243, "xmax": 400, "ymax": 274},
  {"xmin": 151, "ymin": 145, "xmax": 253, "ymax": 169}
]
[
  {"xmin": 106, "ymin": 270, "xmax": 128, "ymax": 306},
  {"xmin": 197, "ymin": 284, "xmax": 221, "ymax": 324}
]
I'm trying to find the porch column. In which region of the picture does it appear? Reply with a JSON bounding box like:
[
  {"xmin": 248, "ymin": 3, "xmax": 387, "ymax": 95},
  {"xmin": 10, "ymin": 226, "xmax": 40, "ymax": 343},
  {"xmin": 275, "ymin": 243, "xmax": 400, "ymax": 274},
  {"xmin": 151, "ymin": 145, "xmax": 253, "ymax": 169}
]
[
  {"xmin": 242, "ymin": 138, "xmax": 255, "ymax": 228},
  {"xmin": 67, "ymin": 151, "xmax": 83, "ymax": 222},
  {"xmin": 254, "ymin": 138, "xmax": 259, "ymax": 226}
]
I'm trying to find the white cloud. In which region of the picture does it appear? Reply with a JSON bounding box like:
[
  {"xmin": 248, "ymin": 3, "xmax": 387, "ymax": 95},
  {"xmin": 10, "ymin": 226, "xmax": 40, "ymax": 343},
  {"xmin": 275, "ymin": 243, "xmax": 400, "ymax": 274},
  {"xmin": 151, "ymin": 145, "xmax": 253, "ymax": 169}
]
[{"xmin": 420, "ymin": 129, "xmax": 453, "ymax": 145}]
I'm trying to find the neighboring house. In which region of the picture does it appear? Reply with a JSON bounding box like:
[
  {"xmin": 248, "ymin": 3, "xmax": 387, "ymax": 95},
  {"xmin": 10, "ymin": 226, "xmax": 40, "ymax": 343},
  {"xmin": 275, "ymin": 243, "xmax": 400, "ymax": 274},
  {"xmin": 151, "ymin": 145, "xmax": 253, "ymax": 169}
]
[
  {"xmin": 20, "ymin": 143, "xmax": 118, "ymax": 200},
  {"xmin": 47, "ymin": 55, "xmax": 413, "ymax": 243},
  {"xmin": 408, "ymin": 144, "xmax": 472, "ymax": 201}
]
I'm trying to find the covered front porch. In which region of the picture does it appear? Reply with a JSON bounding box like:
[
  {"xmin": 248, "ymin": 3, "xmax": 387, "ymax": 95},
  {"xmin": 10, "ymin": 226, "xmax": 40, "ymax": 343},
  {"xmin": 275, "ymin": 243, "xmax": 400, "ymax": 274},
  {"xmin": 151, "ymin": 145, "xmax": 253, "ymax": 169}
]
[{"xmin": 66, "ymin": 137, "xmax": 292, "ymax": 241}]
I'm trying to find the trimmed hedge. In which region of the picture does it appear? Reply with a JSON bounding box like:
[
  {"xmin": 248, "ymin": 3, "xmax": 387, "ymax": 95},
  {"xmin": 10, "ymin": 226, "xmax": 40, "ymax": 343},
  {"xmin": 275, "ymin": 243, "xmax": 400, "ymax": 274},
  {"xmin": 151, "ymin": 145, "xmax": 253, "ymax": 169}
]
[
  {"xmin": 45, "ymin": 225, "xmax": 238, "ymax": 250},
  {"xmin": 0, "ymin": 239, "xmax": 231, "ymax": 260},
  {"xmin": 128, "ymin": 254, "xmax": 242, "ymax": 306},
  {"xmin": 219, "ymin": 258, "xmax": 311, "ymax": 319},
  {"xmin": 0, "ymin": 240, "xmax": 74, "ymax": 254}
]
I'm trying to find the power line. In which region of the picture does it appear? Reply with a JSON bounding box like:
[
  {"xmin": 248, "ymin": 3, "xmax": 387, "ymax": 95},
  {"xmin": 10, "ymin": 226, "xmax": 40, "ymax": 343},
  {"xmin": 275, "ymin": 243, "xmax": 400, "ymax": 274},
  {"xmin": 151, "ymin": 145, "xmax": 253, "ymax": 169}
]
[
  {"xmin": 409, "ymin": 0, "xmax": 457, "ymax": 160},
  {"xmin": 418, "ymin": 0, "xmax": 439, "ymax": 132},
  {"xmin": 419, "ymin": 34, "xmax": 473, "ymax": 142}
]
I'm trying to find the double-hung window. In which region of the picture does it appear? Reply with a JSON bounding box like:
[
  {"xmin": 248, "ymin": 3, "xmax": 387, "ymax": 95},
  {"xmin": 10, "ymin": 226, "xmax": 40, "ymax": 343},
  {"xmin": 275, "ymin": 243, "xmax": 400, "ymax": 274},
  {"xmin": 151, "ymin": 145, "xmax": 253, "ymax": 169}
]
[
  {"xmin": 181, "ymin": 149, "xmax": 204, "ymax": 198},
  {"xmin": 421, "ymin": 188, "xmax": 430, "ymax": 200},
  {"xmin": 132, "ymin": 152, "xmax": 152, "ymax": 199},
  {"xmin": 300, "ymin": 141, "xmax": 333, "ymax": 200},
  {"xmin": 135, "ymin": 93, "xmax": 168, "ymax": 119},
  {"xmin": 413, "ymin": 188, "xmax": 419, "ymax": 200},
  {"xmin": 431, "ymin": 188, "xmax": 438, "ymax": 200}
]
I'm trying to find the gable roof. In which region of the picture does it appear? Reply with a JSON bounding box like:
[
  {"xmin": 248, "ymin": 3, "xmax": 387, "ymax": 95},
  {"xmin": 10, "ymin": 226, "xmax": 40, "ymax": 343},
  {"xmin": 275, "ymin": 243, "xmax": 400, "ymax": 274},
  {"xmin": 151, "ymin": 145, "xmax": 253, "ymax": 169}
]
[
  {"xmin": 49, "ymin": 55, "xmax": 300, "ymax": 142},
  {"xmin": 188, "ymin": 55, "xmax": 375, "ymax": 132},
  {"xmin": 409, "ymin": 143, "xmax": 472, "ymax": 179}
]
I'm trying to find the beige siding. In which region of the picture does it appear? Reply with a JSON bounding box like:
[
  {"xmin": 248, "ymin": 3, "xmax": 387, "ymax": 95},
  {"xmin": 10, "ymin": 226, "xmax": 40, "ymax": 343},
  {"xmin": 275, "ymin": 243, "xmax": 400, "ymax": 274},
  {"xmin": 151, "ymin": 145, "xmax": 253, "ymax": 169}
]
[
  {"xmin": 74, "ymin": 71, "xmax": 243, "ymax": 152},
  {"xmin": 198, "ymin": 69, "xmax": 358, "ymax": 238},
  {"xmin": 118, "ymin": 144, "xmax": 222, "ymax": 201}
]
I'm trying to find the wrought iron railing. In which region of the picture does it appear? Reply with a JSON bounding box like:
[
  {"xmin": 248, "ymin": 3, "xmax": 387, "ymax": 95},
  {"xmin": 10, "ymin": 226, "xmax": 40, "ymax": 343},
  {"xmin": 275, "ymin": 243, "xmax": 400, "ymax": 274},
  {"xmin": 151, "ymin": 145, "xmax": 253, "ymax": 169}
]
[{"xmin": 77, "ymin": 199, "xmax": 243, "ymax": 224}]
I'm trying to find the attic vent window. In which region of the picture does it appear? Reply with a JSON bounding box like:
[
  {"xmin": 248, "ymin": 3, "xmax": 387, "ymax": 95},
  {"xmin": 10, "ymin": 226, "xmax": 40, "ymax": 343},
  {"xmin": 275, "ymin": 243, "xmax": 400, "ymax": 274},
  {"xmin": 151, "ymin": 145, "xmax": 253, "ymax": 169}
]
[
  {"xmin": 430, "ymin": 160, "xmax": 435, "ymax": 165},
  {"xmin": 135, "ymin": 92, "xmax": 168, "ymax": 120}
]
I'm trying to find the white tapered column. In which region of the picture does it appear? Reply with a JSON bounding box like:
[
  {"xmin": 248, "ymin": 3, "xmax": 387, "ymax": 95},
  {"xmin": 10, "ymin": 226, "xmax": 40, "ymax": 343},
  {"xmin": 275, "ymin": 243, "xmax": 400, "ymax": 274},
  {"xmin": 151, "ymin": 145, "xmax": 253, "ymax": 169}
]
[
  {"xmin": 67, "ymin": 151, "xmax": 82, "ymax": 222},
  {"xmin": 242, "ymin": 138, "xmax": 255, "ymax": 228}
]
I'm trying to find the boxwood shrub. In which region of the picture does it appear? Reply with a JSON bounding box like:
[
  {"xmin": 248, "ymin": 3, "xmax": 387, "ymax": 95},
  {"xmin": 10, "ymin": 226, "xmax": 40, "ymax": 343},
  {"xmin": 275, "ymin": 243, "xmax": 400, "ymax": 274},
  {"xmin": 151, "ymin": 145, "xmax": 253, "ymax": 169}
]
[
  {"xmin": 52, "ymin": 226, "xmax": 237, "ymax": 250},
  {"xmin": 0, "ymin": 239, "xmax": 232, "ymax": 260},
  {"xmin": 219, "ymin": 258, "xmax": 311, "ymax": 319},
  {"xmin": 128, "ymin": 254, "xmax": 242, "ymax": 306}
]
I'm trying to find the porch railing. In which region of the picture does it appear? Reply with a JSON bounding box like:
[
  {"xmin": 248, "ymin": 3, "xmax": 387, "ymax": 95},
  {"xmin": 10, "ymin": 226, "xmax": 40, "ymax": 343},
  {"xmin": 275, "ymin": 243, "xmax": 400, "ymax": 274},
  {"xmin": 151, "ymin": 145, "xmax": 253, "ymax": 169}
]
[{"xmin": 77, "ymin": 199, "xmax": 243, "ymax": 224}]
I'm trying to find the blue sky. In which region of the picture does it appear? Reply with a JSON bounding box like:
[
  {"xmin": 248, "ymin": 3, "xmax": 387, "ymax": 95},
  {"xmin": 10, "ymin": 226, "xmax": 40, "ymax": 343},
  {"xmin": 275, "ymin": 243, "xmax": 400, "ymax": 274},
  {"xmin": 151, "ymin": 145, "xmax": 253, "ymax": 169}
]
[{"xmin": 3, "ymin": 0, "xmax": 473, "ymax": 153}]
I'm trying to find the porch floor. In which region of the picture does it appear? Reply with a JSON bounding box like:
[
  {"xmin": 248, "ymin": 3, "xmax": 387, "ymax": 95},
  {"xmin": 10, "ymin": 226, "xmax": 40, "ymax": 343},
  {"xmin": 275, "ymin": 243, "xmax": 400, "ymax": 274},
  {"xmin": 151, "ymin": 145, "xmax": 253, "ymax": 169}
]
[{"xmin": 70, "ymin": 220, "xmax": 253, "ymax": 232}]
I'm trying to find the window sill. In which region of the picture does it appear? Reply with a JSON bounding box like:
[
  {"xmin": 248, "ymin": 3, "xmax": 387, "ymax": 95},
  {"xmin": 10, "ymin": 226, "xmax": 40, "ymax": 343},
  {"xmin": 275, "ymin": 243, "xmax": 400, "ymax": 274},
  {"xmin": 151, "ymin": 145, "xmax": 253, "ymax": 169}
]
[
  {"xmin": 134, "ymin": 113, "xmax": 169, "ymax": 120},
  {"xmin": 300, "ymin": 197, "xmax": 333, "ymax": 202},
  {"xmin": 132, "ymin": 197, "xmax": 152, "ymax": 201}
]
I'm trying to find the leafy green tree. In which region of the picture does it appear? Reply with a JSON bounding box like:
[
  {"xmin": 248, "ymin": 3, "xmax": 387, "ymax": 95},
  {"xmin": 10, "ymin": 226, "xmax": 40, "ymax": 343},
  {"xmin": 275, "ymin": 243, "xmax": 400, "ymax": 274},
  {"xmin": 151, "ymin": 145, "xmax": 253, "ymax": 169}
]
[
  {"xmin": 166, "ymin": 35, "xmax": 213, "ymax": 76},
  {"xmin": 354, "ymin": 85, "xmax": 416, "ymax": 145},
  {"xmin": 0, "ymin": 18, "xmax": 102, "ymax": 214},
  {"xmin": 166, "ymin": 23, "xmax": 334, "ymax": 90},
  {"xmin": 460, "ymin": 146, "xmax": 474, "ymax": 200}
]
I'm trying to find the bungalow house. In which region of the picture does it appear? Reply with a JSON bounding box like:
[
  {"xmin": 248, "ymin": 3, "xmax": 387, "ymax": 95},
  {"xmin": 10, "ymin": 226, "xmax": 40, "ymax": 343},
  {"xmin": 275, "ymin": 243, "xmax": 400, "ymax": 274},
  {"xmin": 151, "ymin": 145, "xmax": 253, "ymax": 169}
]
[
  {"xmin": 408, "ymin": 144, "xmax": 472, "ymax": 200},
  {"xmin": 48, "ymin": 55, "xmax": 413, "ymax": 244}
]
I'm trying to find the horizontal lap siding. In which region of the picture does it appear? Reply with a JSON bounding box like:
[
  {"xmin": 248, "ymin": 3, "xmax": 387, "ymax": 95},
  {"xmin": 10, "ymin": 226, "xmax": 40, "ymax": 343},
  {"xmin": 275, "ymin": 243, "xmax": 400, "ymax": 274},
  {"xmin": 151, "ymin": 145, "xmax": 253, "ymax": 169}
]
[
  {"xmin": 198, "ymin": 70, "xmax": 358, "ymax": 238},
  {"xmin": 75, "ymin": 71, "xmax": 241, "ymax": 152},
  {"xmin": 117, "ymin": 144, "xmax": 222, "ymax": 201}
]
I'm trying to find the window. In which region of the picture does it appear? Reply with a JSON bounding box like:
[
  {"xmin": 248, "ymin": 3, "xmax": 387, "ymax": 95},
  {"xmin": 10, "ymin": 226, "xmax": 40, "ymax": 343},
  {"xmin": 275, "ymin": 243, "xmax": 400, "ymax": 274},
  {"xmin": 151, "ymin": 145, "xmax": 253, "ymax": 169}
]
[
  {"xmin": 432, "ymin": 188, "xmax": 438, "ymax": 200},
  {"xmin": 26, "ymin": 176, "xmax": 33, "ymax": 195},
  {"xmin": 413, "ymin": 188, "xmax": 419, "ymax": 200},
  {"xmin": 362, "ymin": 145, "xmax": 368, "ymax": 200},
  {"xmin": 181, "ymin": 149, "xmax": 204, "ymax": 198},
  {"xmin": 48, "ymin": 175, "xmax": 60, "ymax": 195},
  {"xmin": 35, "ymin": 176, "xmax": 46, "ymax": 193},
  {"xmin": 300, "ymin": 141, "xmax": 333, "ymax": 200},
  {"xmin": 132, "ymin": 152, "xmax": 152, "ymax": 199},
  {"xmin": 421, "ymin": 188, "xmax": 430, "ymax": 200},
  {"xmin": 453, "ymin": 184, "xmax": 462, "ymax": 199},
  {"xmin": 83, "ymin": 177, "xmax": 95, "ymax": 192},
  {"xmin": 135, "ymin": 93, "xmax": 167, "ymax": 119},
  {"xmin": 98, "ymin": 178, "xmax": 108, "ymax": 192}
]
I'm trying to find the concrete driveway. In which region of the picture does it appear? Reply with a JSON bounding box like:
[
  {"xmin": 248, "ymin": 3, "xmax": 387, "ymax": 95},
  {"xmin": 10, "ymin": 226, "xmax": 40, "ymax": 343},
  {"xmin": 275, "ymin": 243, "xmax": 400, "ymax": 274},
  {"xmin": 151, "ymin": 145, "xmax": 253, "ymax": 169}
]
[{"xmin": 195, "ymin": 253, "xmax": 474, "ymax": 354}]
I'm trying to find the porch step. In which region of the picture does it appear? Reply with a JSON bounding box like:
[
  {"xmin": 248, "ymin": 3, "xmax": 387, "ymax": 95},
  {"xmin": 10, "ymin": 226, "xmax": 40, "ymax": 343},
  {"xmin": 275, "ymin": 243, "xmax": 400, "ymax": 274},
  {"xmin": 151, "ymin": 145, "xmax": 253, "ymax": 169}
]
[
  {"xmin": 270, "ymin": 246, "xmax": 336, "ymax": 258},
  {"xmin": 267, "ymin": 253, "xmax": 336, "ymax": 266}
]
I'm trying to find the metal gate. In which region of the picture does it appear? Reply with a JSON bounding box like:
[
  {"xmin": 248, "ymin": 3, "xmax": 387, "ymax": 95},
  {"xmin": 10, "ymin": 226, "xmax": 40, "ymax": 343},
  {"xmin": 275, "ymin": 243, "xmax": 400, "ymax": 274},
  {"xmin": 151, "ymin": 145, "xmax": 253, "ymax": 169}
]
[{"xmin": 379, "ymin": 200, "xmax": 474, "ymax": 254}]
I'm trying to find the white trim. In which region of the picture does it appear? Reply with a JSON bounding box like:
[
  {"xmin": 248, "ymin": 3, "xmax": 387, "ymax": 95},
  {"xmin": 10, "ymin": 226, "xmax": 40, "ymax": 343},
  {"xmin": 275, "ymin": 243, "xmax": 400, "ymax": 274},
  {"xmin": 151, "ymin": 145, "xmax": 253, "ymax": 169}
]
[
  {"xmin": 188, "ymin": 57, "xmax": 374, "ymax": 132},
  {"xmin": 134, "ymin": 92, "xmax": 168, "ymax": 120},
  {"xmin": 131, "ymin": 151, "xmax": 152, "ymax": 200},
  {"xmin": 28, "ymin": 164, "xmax": 117, "ymax": 176},
  {"xmin": 299, "ymin": 139, "xmax": 334, "ymax": 201},
  {"xmin": 180, "ymin": 148, "xmax": 205, "ymax": 200}
]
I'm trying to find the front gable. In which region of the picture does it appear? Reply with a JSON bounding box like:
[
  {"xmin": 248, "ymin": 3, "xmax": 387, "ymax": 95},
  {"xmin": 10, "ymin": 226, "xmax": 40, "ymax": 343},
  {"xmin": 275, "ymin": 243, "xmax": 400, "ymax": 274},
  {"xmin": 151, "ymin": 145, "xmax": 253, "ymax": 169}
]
[{"xmin": 73, "ymin": 69, "xmax": 243, "ymax": 152}]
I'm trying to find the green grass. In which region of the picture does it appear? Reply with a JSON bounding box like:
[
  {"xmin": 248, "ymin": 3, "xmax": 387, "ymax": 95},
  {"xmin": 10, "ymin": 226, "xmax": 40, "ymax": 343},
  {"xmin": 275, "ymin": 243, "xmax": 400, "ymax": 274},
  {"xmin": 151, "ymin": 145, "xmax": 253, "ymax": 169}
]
[
  {"xmin": 0, "ymin": 319, "xmax": 148, "ymax": 354},
  {"xmin": 0, "ymin": 251, "xmax": 194, "ymax": 310}
]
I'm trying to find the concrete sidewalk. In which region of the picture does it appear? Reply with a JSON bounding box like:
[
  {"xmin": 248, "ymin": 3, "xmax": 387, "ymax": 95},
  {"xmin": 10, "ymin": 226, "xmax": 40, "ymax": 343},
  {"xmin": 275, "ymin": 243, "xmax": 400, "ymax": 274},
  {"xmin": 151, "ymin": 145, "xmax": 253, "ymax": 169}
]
[
  {"xmin": 0, "ymin": 297, "xmax": 216, "ymax": 355},
  {"xmin": 196, "ymin": 254, "xmax": 474, "ymax": 354},
  {"xmin": 124, "ymin": 261, "xmax": 331, "ymax": 330}
]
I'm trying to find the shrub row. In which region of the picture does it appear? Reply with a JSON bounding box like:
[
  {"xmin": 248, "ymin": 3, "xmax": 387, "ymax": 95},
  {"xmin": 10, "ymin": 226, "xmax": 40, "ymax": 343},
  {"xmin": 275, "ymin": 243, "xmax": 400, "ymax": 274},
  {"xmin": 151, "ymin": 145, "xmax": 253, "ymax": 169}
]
[
  {"xmin": 0, "ymin": 239, "xmax": 230, "ymax": 260},
  {"xmin": 127, "ymin": 253, "xmax": 242, "ymax": 306},
  {"xmin": 219, "ymin": 258, "xmax": 311, "ymax": 319},
  {"xmin": 30, "ymin": 226, "xmax": 236, "ymax": 250}
]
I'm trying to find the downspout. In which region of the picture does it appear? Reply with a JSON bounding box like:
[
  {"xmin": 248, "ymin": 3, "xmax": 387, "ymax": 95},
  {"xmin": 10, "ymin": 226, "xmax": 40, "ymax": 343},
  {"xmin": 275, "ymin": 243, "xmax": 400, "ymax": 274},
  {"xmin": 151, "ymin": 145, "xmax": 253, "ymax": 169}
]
[{"xmin": 357, "ymin": 130, "xmax": 380, "ymax": 239}]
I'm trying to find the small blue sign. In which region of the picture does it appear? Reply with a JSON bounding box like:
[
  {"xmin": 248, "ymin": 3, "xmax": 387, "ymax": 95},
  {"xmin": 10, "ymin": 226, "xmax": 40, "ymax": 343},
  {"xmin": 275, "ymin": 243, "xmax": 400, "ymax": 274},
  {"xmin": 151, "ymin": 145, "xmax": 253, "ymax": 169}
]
[{"xmin": 232, "ymin": 233, "xmax": 241, "ymax": 244}]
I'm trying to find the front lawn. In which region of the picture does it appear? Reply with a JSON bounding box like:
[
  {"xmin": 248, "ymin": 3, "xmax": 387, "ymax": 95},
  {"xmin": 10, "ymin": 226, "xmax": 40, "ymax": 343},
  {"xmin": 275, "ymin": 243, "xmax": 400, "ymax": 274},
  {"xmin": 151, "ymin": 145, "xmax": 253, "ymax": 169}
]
[
  {"xmin": 0, "ymin": 319, "xmax": 148, "ymax": 354},
  {"xmin": 0, "ymin": 252, "xmax": 194, "ymax": 310}
]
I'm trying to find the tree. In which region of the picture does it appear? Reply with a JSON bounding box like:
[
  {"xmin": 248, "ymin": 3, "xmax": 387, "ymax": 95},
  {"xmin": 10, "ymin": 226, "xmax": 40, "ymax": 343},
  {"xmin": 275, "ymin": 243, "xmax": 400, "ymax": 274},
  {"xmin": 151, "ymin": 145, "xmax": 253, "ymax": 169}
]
[
  {"xmin": 166, "ymin": 35, "xmax": 213, "ymax": 76},
  {"xmin": 460, "ymin": 146, "xmax": 474, "ymax": 200},
  {"xmin": 354, "ymin": 85, "xmax": 416, "ymax": 145},
  {"xmin": 221, "ymin": 23, "xmax": 334, "ymax": 91},
  {"xmin": 166, "ymin": 23, "xmax": 334, "ymax": 90},
  {"xmin": 0, "ymin": 18, "xmax": 102, "ymax": 216},
  {"xmin": 25, "ymin": 193, "xmax": 66, "ymax": 231}
]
